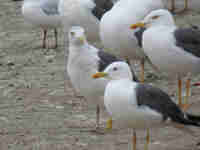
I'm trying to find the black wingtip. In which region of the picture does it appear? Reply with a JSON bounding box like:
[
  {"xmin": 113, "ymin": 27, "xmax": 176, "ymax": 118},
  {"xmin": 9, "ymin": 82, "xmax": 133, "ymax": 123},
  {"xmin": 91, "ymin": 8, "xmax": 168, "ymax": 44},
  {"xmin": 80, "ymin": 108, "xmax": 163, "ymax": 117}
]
[
  {"xmin": 134, "ymin": 27, "xmax": 146, "ymax": 48},
  {"xmin": 179, "ymin": 113, "xmax": 200, "ymax": 127},
  {"xmin": 186, "ymin": 113, "xmax": 200, "ymax": 122},
  {"xmin": 131, "ymin": 70, "xmax": 139, "ymax": 82},
  {"xmin": 190, "ymin": 24, "xmax": 199, "ymax": 30},
  {"xmin": 172, "ymin": 113, "xmax": 200, "ymax": 127}
]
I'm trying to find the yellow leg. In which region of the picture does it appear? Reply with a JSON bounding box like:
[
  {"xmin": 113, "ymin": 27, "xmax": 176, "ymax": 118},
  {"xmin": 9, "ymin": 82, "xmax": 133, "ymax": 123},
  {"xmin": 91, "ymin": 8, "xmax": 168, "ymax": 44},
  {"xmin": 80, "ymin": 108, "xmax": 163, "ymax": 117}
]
[
  {"xmin": 183, "ymin": 0, "xmax": 188, "ymax": 11},
  {"xmin": 178, "ymin": 77, "xmax": 182, "ymax": 106},
  {"xmin": 106, "ymin": 118, "xmax": 112, "ymax": 130},
  {"xmin": 140, "ymin": 60, "xmax": 145, "ymax": 83},
  {"xmin": 132, "ymin": 130, "xmax": 137, "ymax": 150},
  {"xmin": 144, "ymin": 128, "xmax": 150, "ymax": 150},
  {"xmin": 182, "ymin": 78, "xmax": 191, "ymax": 111},
  {"xmin": 185, "ymin": 78, "xmax": 191, "ymax": 105},
  {"xmin": 176, "ymin": 0, "xmax": 188, "ymax": 13}
]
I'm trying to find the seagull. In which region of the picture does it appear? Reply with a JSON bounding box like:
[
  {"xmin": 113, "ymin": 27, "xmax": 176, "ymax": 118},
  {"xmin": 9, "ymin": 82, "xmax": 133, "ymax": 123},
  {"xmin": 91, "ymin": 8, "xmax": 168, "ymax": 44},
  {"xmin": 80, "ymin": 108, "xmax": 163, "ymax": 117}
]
[
  {"xmin": 58, "ymin": 0, "xmax": 116, "ymax": 94},
  {"xmin": 130, "ymin": 9, "xmax": 200, "ymax": 110},
  {"xmin": 67, "ymin": 26, "xmax": 138, "ymax": 130},
  {"xmin": 22, "ymin": 0, "xmax": 61, "ymax": 48},
  {"xmin": 100, "ymin": 0, "xmax": 164, "ymax": 82},
  {"xmin": 92, "ymin": 61, "xmax": 200, "ymax": 150}
]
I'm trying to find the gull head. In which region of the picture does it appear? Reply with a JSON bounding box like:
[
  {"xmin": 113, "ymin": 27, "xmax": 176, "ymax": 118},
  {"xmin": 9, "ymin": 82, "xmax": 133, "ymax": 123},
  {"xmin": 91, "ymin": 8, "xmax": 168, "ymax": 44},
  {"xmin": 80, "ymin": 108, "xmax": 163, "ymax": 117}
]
[
  {"xmin": 69, "ymin": 26, "xmax": 87, "ymax": 46},
  {"xmin": 92, "ymin": 62, "xmax": 133, "ymax": 80},
  {"xmin": 130, "ymin": 9, "xmax": 175, "ymax": 30}
]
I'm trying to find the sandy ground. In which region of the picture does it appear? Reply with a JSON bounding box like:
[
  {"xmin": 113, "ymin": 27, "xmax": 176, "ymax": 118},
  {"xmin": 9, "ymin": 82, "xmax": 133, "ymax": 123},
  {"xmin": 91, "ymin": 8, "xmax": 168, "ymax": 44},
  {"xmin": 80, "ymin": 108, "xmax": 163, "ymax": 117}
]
[{"xmin": 1, "ymin": 0, "xmax": 200, "ymax": 150}]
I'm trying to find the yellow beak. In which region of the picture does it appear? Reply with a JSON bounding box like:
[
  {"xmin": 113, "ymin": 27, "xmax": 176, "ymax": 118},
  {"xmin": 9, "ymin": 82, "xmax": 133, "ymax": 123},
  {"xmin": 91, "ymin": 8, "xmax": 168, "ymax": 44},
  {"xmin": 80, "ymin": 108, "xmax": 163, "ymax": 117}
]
[
  {"xmin": 78, "ymin": 36, "xmax": 85, "ymax": 43},
  {"xmin": 130, "ymin": 22, "xmax": 145, "ymax": 30},
  {"xmin": 92, "ymin": 72, "xmax": 108, "ymax": 79}
]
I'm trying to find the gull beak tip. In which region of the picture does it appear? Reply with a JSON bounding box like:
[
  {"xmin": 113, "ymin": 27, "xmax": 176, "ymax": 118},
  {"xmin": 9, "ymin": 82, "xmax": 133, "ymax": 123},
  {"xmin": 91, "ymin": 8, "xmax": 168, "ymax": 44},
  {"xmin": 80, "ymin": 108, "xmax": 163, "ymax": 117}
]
[
  {"xmin": 130, "ymin": 23, "xmax": 145, "ymax": 30},
  {"xmin": 130, "ymin": 24, "xmax": 138, "ymax": 29},
  {"xmin": 92, "ymin": 72, "xmax": 107, "ymax": 79}
]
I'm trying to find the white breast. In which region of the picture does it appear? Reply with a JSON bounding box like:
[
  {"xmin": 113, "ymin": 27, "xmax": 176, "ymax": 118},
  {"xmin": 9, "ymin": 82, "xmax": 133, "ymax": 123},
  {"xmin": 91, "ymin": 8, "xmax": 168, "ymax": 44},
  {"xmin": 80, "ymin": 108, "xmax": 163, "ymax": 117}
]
[
  {"xmin": 104, "ymin": 79, "xmax": 162, "ymax": 129},
  {"xmin": 67, "ymin": 47, "xmax": 108, "ymax": 105}
]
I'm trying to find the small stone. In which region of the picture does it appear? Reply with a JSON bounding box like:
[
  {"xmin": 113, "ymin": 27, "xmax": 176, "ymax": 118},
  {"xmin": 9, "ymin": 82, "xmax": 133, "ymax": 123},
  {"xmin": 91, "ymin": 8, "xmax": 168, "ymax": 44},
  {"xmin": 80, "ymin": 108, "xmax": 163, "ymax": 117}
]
[
  {"xmin": 16, "ymin": 97, "xmax": 23, "ymax": 101},
  {"xmin": 7, "ymin": 61, "xmax": 15, "ymax": 66},
  {"xmin": 46, "ymin": 55, "xmax": 55, "ymax": 63},
  {"xmin": 0, "ymin": 117, "xmax": 9, "ymax": 123},
  {"xmin": 56, "ymin": 105, "xmax": 64, "ymax": 109},
  {"xmin": 8, "ymin": 83, "xmax": 14, "ymax": 87}
]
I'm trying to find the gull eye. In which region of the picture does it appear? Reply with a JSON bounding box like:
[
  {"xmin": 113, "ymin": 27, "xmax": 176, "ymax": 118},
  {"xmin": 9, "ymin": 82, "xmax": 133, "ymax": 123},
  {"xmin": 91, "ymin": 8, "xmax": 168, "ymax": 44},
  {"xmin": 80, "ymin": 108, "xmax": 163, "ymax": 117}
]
[
  {"xmin": 152, "ymin": 15, "xmax": 159, "ymax": 20},
  {"xmin": 70, "ymin": 31, "xmax": 75, "ymax": 36},
  {"xmin": 113, "ymin": 67, "xmax": 118, "ymax": 71}
]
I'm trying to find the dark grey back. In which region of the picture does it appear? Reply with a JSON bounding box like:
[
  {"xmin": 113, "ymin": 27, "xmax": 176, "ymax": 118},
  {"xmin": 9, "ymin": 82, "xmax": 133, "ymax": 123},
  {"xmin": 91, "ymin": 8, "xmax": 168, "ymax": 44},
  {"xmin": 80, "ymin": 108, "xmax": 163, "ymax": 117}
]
[
  {"xmin": 92, "ymin": 0, "xmax": 113, "ymax": 20},
  {"xmin": 174, "ymin": 28, "xmax": 200, "ymax": 58},
  {"xmin": 135, "ymin": 83, "xmax": 185, "ymax": 122},
  {"xmin": 134, "ymin": 27, "xmax": 146, "ymax": 48}
]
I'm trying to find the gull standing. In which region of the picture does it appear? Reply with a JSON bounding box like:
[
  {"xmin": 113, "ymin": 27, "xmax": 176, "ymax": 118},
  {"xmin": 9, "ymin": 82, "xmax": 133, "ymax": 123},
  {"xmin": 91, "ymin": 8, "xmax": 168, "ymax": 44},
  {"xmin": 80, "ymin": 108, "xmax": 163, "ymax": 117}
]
[
  {"xmin": 67, "ymin": 26, "xmax": 138, "ymax": 129},
  {"xmin": 130, "ymin": 9, "xmax": 200, "ymax": 110},
  {"xmin": 22, "ymin": 0, "xmax": 61, "ymax": 48},
  {"xmin": 58, "ymin": 0, "xmax": 116, "ymax": 93},
  {"xmin": 100, "ymin": 0, "xmax": 164, "ymax": 82},
  {"xmin": 93, "ymin": 61, "xmax": 200, "ymax": 150}
]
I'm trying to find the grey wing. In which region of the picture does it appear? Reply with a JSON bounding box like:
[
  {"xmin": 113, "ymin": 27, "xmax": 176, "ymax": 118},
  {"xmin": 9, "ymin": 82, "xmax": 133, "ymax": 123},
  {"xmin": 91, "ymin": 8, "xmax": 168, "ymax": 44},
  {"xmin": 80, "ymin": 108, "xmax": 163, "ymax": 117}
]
[
  {"xmin": 97, "ymin": 50, "xmax": 138, "ymax": 82},
  {"xmin": 97, "ymin": 50, "xmax": 121, "ymax": 72},
  {"xmin": 134, "ymin": 27, "xmax": 146, "ymax": 48},
  {"xmin": 174, "ymin": 28, "xmax": 200, "ymax": 58},
  {"xmin": 135, "ymin": 84, "xmax": 200, "ymax": 126},
  {"xmin": 135, "ymin": 84, "xmax": 185, "ymax": 122},
  {"xmin": 41, "ymin": 0, "xmax": 59, "ymax": 16}
]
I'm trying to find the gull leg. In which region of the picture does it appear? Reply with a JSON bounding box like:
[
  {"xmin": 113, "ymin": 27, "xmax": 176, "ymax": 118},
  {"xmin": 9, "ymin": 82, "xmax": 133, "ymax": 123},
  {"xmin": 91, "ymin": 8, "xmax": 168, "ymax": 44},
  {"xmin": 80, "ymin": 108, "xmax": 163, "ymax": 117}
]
[
  {"xmin": 173, "ymin": 0, "xmax": 188, "ymax": 14},
  {"xmin": 185, "ymin": 78, "xmax": 191, "ymax": 104},
  {"xmin": 63, "ymin": 28, "xmax": 69, "ymax": 94},
  {"xmin": 140, "ymin": 59, "xmax": 145, "ymax": 83},
  {"xmin": 132, "ymin": 129, "xmax": 137, "ymax": 150},
  {"xmin": 96, "ymin": 104, "xmax": 100, "ymax": 129},
  {"xmin": 178, "ymin": 77, "xmax": 182, "ymax": 107},
  {"xmin": 184, "ymin": 0, "xmax": 188, "ymax": 11},
  {"xmin": 42, "ymin": 29, "xmax": 47, "ymax": 48},
  {"xmin": 170, "ymin": 0, "xmax": 176, "ymax": 13},
  {"xmin": 106, "ymin": 117, "xmax": 112, "ymax": 130},
  {"xmin": 54, "ymin": 28, "xmax": 58, "ymax": 48},
  {"xmin": 179, "ymin": 0, "xmax": 188, "ymax": 13},
  {"xmin": 183, "ymin": 78, "xmax": 191, "ymax": 111},
  {"xmin": 144, "ymin": 128, "xmax": 150, "ymax": 150},
  {"xmin": 125, "ymin": 58, "xmax": 137, "ymax": 81},
  {"xmin": 176, "ymin": 0, "xmax": 189, "ymax": 13}
]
